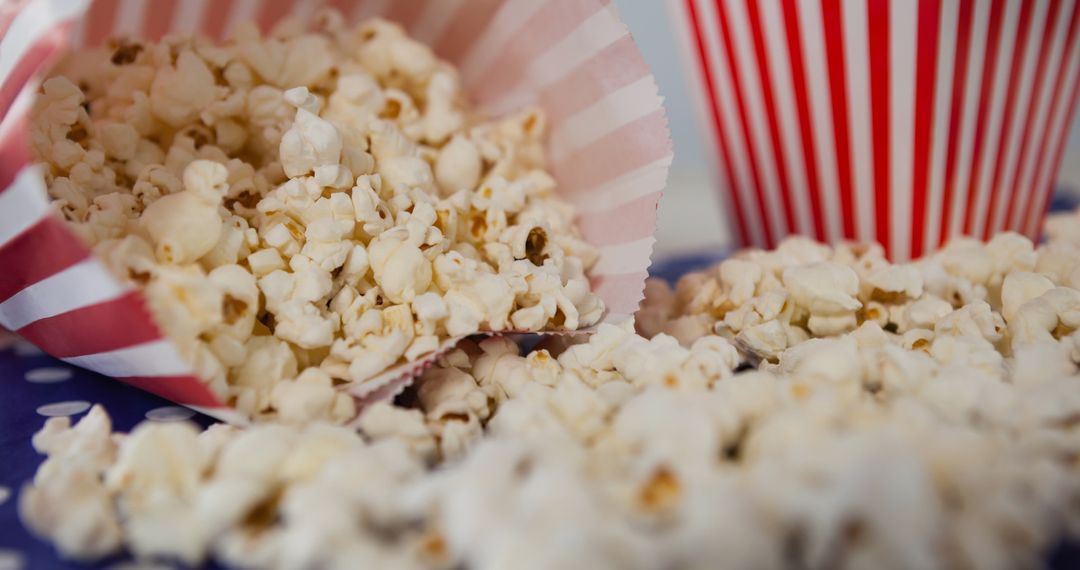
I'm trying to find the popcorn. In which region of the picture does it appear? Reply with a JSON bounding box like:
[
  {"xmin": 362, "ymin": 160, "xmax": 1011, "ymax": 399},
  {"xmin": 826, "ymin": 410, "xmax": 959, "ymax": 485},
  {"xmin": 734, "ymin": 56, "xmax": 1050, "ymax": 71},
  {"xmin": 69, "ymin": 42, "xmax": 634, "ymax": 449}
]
[{"xmin": 34, "ymin": 15, "xmax": 606, "ymax": 423}]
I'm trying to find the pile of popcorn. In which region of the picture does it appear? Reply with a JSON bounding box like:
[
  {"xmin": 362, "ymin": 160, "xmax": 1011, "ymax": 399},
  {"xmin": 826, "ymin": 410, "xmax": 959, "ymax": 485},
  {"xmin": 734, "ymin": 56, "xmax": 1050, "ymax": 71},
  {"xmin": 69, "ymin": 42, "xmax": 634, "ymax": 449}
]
[
  {"xmin": 21, "ymin": 212, "xmax": 1080, "ymax": 568},
  {"xmin": 30, "ymin": 14, "xmax": 603, "ymax": 422}
]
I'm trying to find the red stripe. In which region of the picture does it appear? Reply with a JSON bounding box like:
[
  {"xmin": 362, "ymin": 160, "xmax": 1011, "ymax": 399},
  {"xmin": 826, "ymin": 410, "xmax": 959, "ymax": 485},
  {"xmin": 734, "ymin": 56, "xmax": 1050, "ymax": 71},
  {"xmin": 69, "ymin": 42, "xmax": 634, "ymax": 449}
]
[
  {"xmin": 685, "ymin": 0, "xmax": 750, "ymax": 247},
  {"xmin": 0, "ymin": 216, "xmax": 90, "ymax": 302},
  {"xmin": 554, "ymin": 109, "xmax": 671, "ymax": 193},
  {"xmin": 959, "ymin": 0, "xmax": 1006, "ymax": 236},
  {"xmin": 980, "ymin": 0, "xmax": 1036, "ymax": 240},
  {"xmin": 434, "ymin": 0, "xmax": 503, "ymax": 63},
  {"xmin": 821, "ymin": 0, "xmax": 856, "ymax": 239},
  {"xmin": 937, "ymin": 0, "xmax": 976, "ymax": 246},
  {"xmin": 83, "ymin": 0, "xmax": 119, "ymax": 47},
  {"xmin": 1002, "ymin": 0, "xmax": 1065, "ymax": 233},
  {"xmin": 715, "ymin": 0, "xmax": 775, "ymax": 248},
  {"xmin": 1033, "ymin": 56, "xmax": 1080, "ymax": 239},
  {"xmin": 744, "ymin": 0, "xmax": 799, "ymax": 238},
  {"xmin": 118, "ymin": 375, "xmax": 224, "ymax": 408},
  {"xmin": 575, "ymin": 192, "xmax": 660, "ymax": 247},
  {"xmin": 201, "ymin": 0, "xmax": 237, "ymax": 40},
  {"xmin": 0, "ymin": 24, "xmax": 70, "ymax": 122},
  {"xmin": 256, "ymin": 0, "xmax": 297, "ymax": 34},
  {"xmin": 867, "ymin": 0, "xmax": 891, "ymax": 255},
  {"xmin": 589, "ymin": 271, "xmax": 649, "ymax": 315},
  {"xmin": 0, "ymin": 111, "xmax": 31, "ymax": 194},
  {"xmin": 142, "ymin": 0, "xmax": 180, "ymax": 41},
  {"xmin": 780, "ymin": 0, "xmax": 826, "ymax": 242},
  {"xmin": 323, "ymin": 0, "xmax": 355, "ymax": 18},
  {"xmin": 16, "ymin": 291, "xmax": 162, "ymax": 358},
  {"xmin": 910, "ymin": 0, "xmax": 942, "ymax": 258},
  {"xmin": 1020, "ymin": 2, "xmax": 1080, "ymax": 236},
  {"xmin": 540, "ymin": 35, "xmax": 648, "ymax": 124},
  {"xmin": 470, "ymin": 0, "xmax": 608, "ymax": 106},
  {"xmin": 383, "ymin": 0, "xmax": 426, "ymax": 32}
]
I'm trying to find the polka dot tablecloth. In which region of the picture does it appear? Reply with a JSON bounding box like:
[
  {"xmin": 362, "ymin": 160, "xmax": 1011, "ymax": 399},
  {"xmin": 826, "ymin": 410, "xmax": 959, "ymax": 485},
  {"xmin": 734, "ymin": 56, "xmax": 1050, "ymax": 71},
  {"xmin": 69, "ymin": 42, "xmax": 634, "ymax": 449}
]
[{"xmin": 0, "ymin": 333, "xmax": 219, "ymax": 570}]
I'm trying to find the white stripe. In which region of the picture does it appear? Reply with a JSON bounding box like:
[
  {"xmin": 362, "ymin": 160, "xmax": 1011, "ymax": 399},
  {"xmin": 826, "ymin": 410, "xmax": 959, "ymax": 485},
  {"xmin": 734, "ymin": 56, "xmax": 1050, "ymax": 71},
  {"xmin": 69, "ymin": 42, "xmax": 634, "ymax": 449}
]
[
  {"xmin": 352, "ymin": 0, "xmax": 394, "ymax": 23},
  {"xmin": 0, "ymin": 166, "xmax": 49, "ymax": 247},
  {"xmin": 172, "ymin": 0, "xmax": 207, "ymax": 34},
  {"xmin": 698, "ymin": 0, "xmax": 767, "ymax": 247},
  {"xmin": 988, "ymin": 0, "xmax": 1050, "ymax": 235},
  {"xmin": 410, "ymin": 0, "xmax": 465, "ymax": 44},
  {"xmin": 570, "ymin": 156, "xmax": 671, "ymax": 213},
  {"xmin": 113, "ymin": 0, "xmax": 146, "ymax": 37},
  {"xmin": 843, "ymin": 0, "xmax": 874, "ymax": 243},
  {"xmin": 797, "ymin": 0, "xmax": 843, "ymax": 243},
  {"xmin": 923, "ymin": 0, "xmax": 961, "ymax": 251},
  {"xmin": 224, "ymin": 0, "xmax": 260, "ymax": 37},
  {"xmin": 591, "ymin": 237, "xmax": 655, "ymax": 276},
  {"xmin": 889, "ymin": 0, "xmax": 918, "ymax": 261},
  {"xmin": 968, "ymin": 0, "xmax": 1021, "ymax": 239},
  {"xmin": 667, "ymin": 0, "xmax": 738, "ymax": 246},
  {"xmin": 760, "ymin": 0, "xmax": 813, "ymax": 237},
  {"xmin": 549, "ymin": 76, "xmax": 659, "ymax": 165},
  {"xmin": 0, "ymin": 84, "xmax": 36, "ymax": 141},
  {"xmin": 1010, "ymin": 0, "xmax": 1076, "ymax": 230},
  {"xmin": 62, "ymin": 339, "xmax": 191, "ymax": 377},
  {"xmin": 485, "ymin": 6, "xmax": 628, "ymax": 117},
  {"xmin": 459, "ymin": 0, "xmax": 542, "ymax": 84},
  {"xmin": 945, "ymin": 0, "xmax": 991, "ymax": 243},
  {"xmin": 724, "ymin": 0, "xmax": 788, "ymax": 241},
  {"xmin": 1026, "ymin": 20, "xmax": 1080, "ymax": 234},
  {"xmin": 67, "ymin": 8, "xmax": 86, "ymax": 48},
  {"xmin": 0, "ymin": 0, "xmax": 90, "ymax": 82},
  {"xmin": 0, "ymin": 259, "xmax": 130, "ymax": 330}
]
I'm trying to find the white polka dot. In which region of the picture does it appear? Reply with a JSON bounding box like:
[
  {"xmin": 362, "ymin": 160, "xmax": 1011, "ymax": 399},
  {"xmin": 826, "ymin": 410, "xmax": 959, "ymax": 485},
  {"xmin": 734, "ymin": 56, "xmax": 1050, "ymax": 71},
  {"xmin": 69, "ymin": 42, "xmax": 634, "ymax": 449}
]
[
  {"xmin": 0, "ymin": 486, "xmax": 9, "ymax": 505},
  {"xmin": 0, "ymin": 549, "xmax": 24, "ymax": 570},
  {"xmin": 12, "ymin": 341, "xmax": 43, "ymax": 357},
  {"xmin": 24, "ymin": 367, "xmax": 72, "ymax": 384},
  {"xmin": 145, "ymin": 406, "xmax": 195, "ymax": 422},
  {"xmin": 36, "ymin": 401, "xmax": 91, "ymax": 417}
]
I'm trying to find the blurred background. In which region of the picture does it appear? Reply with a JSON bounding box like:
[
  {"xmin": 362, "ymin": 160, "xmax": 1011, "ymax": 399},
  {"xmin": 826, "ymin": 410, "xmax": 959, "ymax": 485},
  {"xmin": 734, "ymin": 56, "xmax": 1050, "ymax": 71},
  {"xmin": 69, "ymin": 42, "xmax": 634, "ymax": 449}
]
[{"xmin": 613, "ymin": 0, "xmax": 1080, "ymax": 259}]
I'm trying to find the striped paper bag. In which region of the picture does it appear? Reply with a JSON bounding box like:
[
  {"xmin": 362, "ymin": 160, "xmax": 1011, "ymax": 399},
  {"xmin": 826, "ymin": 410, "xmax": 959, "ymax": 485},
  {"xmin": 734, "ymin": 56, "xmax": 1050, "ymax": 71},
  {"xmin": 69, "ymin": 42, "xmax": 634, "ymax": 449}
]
[
  {"xmin": 0, "ymin": 0, "xmax": 671, "ymax": 420},
  {"xmin": 673, "ymin": 0, "xmax": 1080, "ymax": 260}
]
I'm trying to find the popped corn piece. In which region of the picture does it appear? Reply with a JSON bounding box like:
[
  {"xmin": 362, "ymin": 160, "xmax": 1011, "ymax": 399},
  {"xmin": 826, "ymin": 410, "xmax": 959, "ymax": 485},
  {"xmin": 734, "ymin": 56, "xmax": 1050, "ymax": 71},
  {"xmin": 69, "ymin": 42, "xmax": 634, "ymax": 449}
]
[{"xmin": 140, "ymin": 160, "xmax": 226, "ymax": 264}]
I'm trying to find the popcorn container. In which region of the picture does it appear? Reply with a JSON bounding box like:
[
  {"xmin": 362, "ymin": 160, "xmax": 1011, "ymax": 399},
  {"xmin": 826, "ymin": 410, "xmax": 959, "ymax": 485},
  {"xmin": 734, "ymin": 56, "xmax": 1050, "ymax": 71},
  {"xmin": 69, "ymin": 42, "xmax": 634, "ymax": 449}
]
[
  {"xmin": 0, "ymin": 0, "xmax": 671, "ymax": 420},
  {"xmin": 672, "ymin": 0, "xmax": 1080, "ymax": 260}
]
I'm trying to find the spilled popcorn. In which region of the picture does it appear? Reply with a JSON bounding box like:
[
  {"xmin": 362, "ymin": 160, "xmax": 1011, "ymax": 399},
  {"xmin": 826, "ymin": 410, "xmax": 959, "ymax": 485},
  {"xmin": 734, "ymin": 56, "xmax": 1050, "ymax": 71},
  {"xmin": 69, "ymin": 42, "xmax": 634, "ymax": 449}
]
[
  {"xmin": 21, "ymin": 217, "xmax": 1080, "ymax": 569},
  {"xmin": 31, "ymin": 14, "xmax": 603, "ymax": 422}
]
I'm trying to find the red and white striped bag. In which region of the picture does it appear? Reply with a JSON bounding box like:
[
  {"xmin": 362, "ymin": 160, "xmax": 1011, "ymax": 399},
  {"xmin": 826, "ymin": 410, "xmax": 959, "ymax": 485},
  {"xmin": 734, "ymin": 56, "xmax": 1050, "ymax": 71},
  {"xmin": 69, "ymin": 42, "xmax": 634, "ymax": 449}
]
[
  {"xmin": 0, "ymin": 0, "xmax": 671, "ymax": 420},
  {"xmin": 673, "ymin": 0, "xmax": 1080, "ymax": 260}
]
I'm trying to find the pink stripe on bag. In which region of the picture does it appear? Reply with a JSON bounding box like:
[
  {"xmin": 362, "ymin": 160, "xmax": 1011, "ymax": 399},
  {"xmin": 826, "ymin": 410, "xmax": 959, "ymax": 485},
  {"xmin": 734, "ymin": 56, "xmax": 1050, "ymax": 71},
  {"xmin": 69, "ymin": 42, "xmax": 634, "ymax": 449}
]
[
  {"xmin": 590, "ymin": 271, "xmax": 649, "ymax": 316},
  {"xmin": 867, "ymin": 0, "xmax": 891, "ymax": 255},
  {"xmin": 684, "ymin": 0, "xmax": 750, "ymax": 247},
  {"xmin": 0, "ymin": 116, "xmax": 31, "ymax": 193},
  {"xmin": 83, "ymin": 0, "xmax": 119, "ymax": 47},
  {"xmin": 15, "ymin": 293, "xmax": 161, "ymax": 358},
  {"xmin": 555, "ymin": 109, "xmax": 669, "ymax": 193},
  {"xmin": 744, "ymin": 0, "xmax": 799, "ymax": 240},
  {"xmin": 821, "ymin": 0, "xmax": 856, "ymax": 240},
  {"xmin": 0, "ymin": 24, "xmax": 69, "ymax": 119},
  {"xmin": 383, "ymin": 0, "xmax": 426, "ymax": 32},
  {"xmin": 0, "ymin": 217, "xmax": 90, "ymax": 302},
  {"xmin": 471, "ymin": 0, "xmax": 608, "ymax": 106},
  {"xmin": 142, "ymin": 0, "xmax": 181, "ymax": 41},
  {"xmin": 780, "ymin": 0, "xmax": 826, "ymax": 242},
  {"xmin": 540, "ymin": 35, "xmax": 648, "ymax": 124},
  {"xmin": 576, "ymin": 192, "xmax": 661, "ymax": 247},
  {"xmin": 433, "ymin": 0, "xmax": 503, "ymax": 62},
  {"xmin": 1001, "ymin": 0, "xmax": 1065, "ymax": 235},
  {"xmin": 910, "ymin": 0, "xmax": 942, "ymax": 257},
  {"xmin": 980, "ymin": 0, "xmax": 1035, "ymax": 240},
  {"xmin": 202, "ymin": 0, "xmax": 238, "ymax": 40},
  {"xmin": 256, "ymin": 0, "xmax": 298, "ymax": 32}
]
